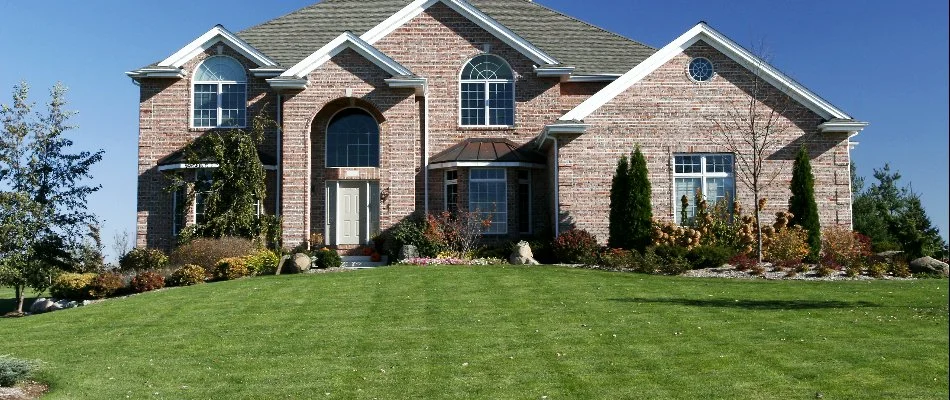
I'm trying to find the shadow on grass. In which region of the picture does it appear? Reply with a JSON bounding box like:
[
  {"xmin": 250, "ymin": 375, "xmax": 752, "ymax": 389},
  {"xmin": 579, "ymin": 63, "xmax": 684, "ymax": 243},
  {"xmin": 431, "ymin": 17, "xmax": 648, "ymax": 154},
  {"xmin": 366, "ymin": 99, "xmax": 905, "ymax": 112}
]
[
  {"xmin": 1, "ymin": 295, "xmax": 40, "ymax": 315},
  {"xmin": 609, "ymin": 297, "xmax": 880, "ymax": 310}
]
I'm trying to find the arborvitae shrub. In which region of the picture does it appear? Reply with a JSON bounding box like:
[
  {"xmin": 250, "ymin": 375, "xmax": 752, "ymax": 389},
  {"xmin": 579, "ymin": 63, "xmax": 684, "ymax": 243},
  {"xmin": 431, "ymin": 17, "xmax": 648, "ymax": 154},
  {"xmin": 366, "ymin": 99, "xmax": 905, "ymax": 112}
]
[{"xmin": 789, "ymin": 146, "xmax": 821, "ymax": 262}]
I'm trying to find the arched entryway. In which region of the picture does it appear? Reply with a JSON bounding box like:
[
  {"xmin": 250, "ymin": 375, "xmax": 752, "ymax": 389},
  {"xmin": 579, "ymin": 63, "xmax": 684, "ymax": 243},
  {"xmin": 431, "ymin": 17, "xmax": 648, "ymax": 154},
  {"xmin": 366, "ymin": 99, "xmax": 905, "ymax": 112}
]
[{"xmin": 310, "ymin": 99, "xmax": 385, "ymax": 247}]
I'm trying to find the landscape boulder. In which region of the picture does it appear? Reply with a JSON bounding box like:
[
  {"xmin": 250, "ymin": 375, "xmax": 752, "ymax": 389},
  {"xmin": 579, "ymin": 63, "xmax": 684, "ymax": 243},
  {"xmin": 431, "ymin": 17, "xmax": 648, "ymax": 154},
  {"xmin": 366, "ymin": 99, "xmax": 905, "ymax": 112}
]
[
  {"xmin": 509, "ymin": 241, "xmax": 540, "ymax": 265},
  {"xmin": 276, "ymin": 254, "xmax": 291, "ymax": 275},
  {"xmin": 399, "ymin": 245, "xmax": 419, "ymax": 261},
  {"xmin": 29, "ymin": 298, "xmax": 55, "ymax": 314},
  {"xmin": 289, "ymin": 253, "xmax": 312, "ymax": 273},
  {"xmin": 909, "ymin": 256, "xmax": 949, "ymax": 277}
]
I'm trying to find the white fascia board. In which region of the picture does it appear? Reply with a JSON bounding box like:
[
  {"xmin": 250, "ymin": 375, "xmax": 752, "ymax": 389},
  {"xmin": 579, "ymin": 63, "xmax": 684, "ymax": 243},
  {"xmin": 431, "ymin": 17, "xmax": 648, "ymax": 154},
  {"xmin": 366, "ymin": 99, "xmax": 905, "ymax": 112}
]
[
  {"xmin": 534, "ymin": 65, "xmax": 575, "ymax": 78},
  {"xmin": 158, "ymin": 163, "xmax": 277, "ymax": 172},
  {"xmin": 564, "ymin": 74, "xmax": 621, "ymax": 82},
  {"xmin": 560, "ymin": 22, "xmax": 854, "ymax": 122},
  {"xmin": 543, "ymin": 123, "xmax": 588, "ymax": 135},
  {"xmin": 266, "ymin": 77, "xmax": 309, "ymax": 90},
  {"xmin": 126, "ymin": 68, "xmax": 186, "ymax": 79},
  {"xmin": 360, "ymin": 0, "xmax": 558, "ymax": 65},
  {"xmin": 158, "ymin": 25, "xmax": 278, "ymax": 68},
  {"xmin": 385, "ymin": 77, "xmax": 428, "ymax": 95},
  {"xmin": 428, "ymin": 161, "xmax": 545, "ymax": 170},
  {"xmin": 250, "ymin": 68, "xmax": 286, "ymax": 78},
  {"xmin": 818, "ymin": 120, "xmax": 869, "ymax": 134},
  {"xmin": 281, "ymin": 32, "xmax": 413, "ymax": 79}
]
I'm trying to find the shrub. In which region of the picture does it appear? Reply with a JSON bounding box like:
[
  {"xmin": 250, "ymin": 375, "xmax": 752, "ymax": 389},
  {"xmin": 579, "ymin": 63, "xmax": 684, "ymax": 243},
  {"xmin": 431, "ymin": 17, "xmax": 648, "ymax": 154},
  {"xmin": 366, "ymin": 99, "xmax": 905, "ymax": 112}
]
[
  {"xmin": 652, "ymin": 221, "xmax": 702, "ymax": 249},
  {"xmin": 659, "ymin": 254, "xmax": 690, "ymax": 275},
  {"xmin": 130, "ymin": 270, "xmax": 165, "ymax": 293},
  {"xmin": 527, "ymin": 240, "xmax": 557, "ymax": 264},
  {"xmin": 728, "ymin": 253, "xmax": 756, "ymax": 271},
  {"xmin": 246, "ymin": 249, "xmax": 281, "ymax": 275},
  {"xmin": 0, "ymin": 356, "xmax": 33, "ymax": 387},
  {"xmin": 169, "ymin": 237, "xmax": 259, "ymax": 270},
  {"xmin": 385, "ymin": 214, "xmax": 445, "ymax": 259},
  {"xmin": 425, "ymin": 211, "xmax": 491, "ymax": 257},
  {"xmin": 599, "ymin": 248, "xmax": 635, "ymax": 270},
  {"xmin": 88, "ymin": 272, "xmax": 126, "ymax": 299},
  {"xmin": 789, "ymin": 146, "xmax": 821, "ymax": 262},
  {"xmin": 815, "ymin": 266, "xmax": 836, "ymax": 277},
  {"xmin": 822, "ymin": 227, "xmax": 872, "ymax": 268},
  {"xmin": 764, "ymin": 226, "xmax": 809, "ymax": 266},
  {"xmin": 312, "ymin": 248, "xmax": 342, "ymax": 269},
  {"xmin": 168, "ymin": 264, "xmax": 206, "ymax": 286},
  {"xmin": 868, "ymin": 262, "xmax": 888, "ymax": 279},
  {"xmin": 686, "ymin": 245, "xmax": 734, "ymax": 269},
  {"xmin": 845, "ymin": 263, "xmax": 863, "ymax": 277},
  {"xmin": 749, "ymin": 264, "xmax": 767, "ymax": 276},
  {"xmin": 119, "ymin": 248, "xmax": 168, "ymax": 272},
  {"xmin": 212, "ymin": 257, "xmax": 251, "ymax": 281},
  {"xmin": 553, "ymin": 229, "xmax": 599, "ymax": 264},
  {"xmin": 652, "ymin": 244, "xmax": 687, "ymax": 262},
  {"xmin": 49, "ymin": 272, "xmax": 96, "ymax": 300},
  {"xmin": 889, "ymin": 260, "xmax": 912, "ymax": 278},
  {"xmin": 633, "ymin": 247, "xmax": 662, "ymax": 274}
]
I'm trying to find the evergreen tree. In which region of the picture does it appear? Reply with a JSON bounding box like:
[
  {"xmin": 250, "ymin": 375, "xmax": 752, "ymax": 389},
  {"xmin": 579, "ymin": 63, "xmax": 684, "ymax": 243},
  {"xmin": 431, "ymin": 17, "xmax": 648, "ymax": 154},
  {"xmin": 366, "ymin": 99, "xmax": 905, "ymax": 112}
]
[
  {"xmin": 608, "ymin": 155, "xmax": 631, "ymax": 249},
  {"xmin": 628, "ymin": 146, "xmax": 653, "ymax": 251},
  {"xmin": 788, "ymin": 146, "xmax": 821, "ymax": 262}
]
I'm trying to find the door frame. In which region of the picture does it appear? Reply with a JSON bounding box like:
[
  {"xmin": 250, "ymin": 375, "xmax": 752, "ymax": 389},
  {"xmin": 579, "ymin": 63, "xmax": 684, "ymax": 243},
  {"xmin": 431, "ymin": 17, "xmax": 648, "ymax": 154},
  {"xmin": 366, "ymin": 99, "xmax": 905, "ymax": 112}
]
[{"xmin": 325, "ymin": 180, "xmax": 378, "ymax": 246}]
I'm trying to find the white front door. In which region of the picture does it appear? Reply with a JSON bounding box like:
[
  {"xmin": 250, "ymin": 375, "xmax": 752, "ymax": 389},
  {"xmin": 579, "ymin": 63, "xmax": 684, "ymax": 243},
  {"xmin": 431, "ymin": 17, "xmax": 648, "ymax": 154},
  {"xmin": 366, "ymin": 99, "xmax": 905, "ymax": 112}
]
[{"xmin": 337, "ymin": 182, "xmax": 362, "ymax": 245}]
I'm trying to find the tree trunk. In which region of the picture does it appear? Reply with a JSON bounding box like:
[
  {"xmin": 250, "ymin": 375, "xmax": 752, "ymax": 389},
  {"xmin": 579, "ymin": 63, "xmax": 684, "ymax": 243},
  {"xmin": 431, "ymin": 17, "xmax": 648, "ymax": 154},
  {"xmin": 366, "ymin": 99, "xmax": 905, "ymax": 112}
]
[
  {"xmin": 754, "ymin": 192, "xmax": 764, "ymax": 264},
  {"xmin": 14, "ymin": 284, "xmax": 25, "ymax": 314}
]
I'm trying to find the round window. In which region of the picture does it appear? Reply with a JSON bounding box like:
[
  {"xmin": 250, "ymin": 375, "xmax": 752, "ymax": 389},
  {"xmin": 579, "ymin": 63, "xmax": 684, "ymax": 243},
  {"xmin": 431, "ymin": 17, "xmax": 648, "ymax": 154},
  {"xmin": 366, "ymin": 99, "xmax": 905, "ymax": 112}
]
[{"xmin": 688, "ymin": 57, "xmax": 715, "ymax": 82}]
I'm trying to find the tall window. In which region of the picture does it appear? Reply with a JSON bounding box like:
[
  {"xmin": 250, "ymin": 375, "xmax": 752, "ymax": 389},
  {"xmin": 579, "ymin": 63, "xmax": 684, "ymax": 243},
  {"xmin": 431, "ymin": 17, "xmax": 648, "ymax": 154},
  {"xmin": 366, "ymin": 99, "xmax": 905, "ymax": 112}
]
[
  {"xmin": 674, "ymin": 154, "xmax": 735, "ymax": 224},
  {"xmin": 172, "ymin": 168, "xmax": 214, "ymax": 236},
  {"xmin": 460, "ymin": 55, "xmax": 514, "ymax": 126},
  {"xmin": 326, "ymin": 108, "xmax": 380, "ymax": 167},
  {"xmin": 517, "ymin": 170, "xmax": 531, "ymax": 233},
  {"xmin": 193, "ymin": 56, "xmax": 246, "ymax": 128},
  {"xmin": 469, "ymin": 168, "xmax": 507, "ymax": 234},
  {"xmin": 445, "ymin": 170, "xmax": 458, "ymax": 213}
]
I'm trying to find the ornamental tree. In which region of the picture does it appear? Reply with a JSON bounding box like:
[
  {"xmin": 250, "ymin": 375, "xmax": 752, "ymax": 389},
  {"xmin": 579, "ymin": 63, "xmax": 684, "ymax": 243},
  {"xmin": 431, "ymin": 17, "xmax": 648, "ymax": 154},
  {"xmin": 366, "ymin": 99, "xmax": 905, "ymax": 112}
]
[
  {"xmin": 788, "ymin": 146, "xmax": 821, "ymax": 262},
  {"xmin": 608, "ymin": 154, "xmax": 631, "ymax": 249},
  {"xmin": 628, "ymin": 146, "xmax": 653, "ymax": 251}
]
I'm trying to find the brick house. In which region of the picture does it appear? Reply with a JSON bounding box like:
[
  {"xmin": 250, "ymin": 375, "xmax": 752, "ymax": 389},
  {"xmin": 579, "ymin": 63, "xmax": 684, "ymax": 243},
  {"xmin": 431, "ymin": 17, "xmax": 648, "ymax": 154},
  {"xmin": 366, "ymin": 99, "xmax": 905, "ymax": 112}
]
[{"xmin": 128, "ymin": 0, "xmax": 867, "ymax": 252}]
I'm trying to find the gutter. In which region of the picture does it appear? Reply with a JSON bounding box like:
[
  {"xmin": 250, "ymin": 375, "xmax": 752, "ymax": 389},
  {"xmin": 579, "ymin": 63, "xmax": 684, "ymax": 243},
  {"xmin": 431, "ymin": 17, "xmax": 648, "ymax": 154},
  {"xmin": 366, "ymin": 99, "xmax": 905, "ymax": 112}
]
[
  {"xmin": 422, "ymin": 88, "xmax": 430, "ymax": 214},
  {"xmin": 276, "ymin": 93, "xmax": 283, "ymax": 217}
]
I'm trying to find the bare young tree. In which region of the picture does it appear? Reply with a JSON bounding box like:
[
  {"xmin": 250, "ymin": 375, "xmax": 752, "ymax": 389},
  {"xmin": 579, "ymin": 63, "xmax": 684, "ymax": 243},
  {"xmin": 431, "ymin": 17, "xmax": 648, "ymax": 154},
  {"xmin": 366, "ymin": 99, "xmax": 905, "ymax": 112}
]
[{"xmin": 705, "ymin": 48, "xmax": 796, "ymax": 263}]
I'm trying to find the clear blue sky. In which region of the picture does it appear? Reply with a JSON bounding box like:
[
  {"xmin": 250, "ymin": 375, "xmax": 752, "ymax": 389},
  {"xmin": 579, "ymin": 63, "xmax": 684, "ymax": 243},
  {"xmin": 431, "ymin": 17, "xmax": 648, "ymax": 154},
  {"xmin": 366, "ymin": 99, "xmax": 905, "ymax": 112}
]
[{"xmin": 1, "ymin": 0, "xmax": 947, "ymax": 261}]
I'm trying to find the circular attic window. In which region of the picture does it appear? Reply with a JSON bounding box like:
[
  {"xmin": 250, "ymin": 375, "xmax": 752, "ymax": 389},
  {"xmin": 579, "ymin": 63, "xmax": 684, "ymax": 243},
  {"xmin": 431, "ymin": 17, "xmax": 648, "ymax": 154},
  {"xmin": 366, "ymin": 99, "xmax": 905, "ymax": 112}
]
[{"xmin": 688, "ymin": 57, "xmax": 715, "ymax": 82}]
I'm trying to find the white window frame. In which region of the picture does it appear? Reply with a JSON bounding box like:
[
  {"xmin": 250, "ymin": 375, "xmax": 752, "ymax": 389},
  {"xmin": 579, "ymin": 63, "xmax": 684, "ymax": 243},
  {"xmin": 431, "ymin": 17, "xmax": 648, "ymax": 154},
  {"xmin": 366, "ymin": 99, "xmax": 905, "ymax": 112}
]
[
  {"xmin": 517, "ymin": 170, "xmax": 532, "ymax": 234},
  {"xmin": 458, "ymin": 54, "xmax": 516, "ymax": 127},
  {"xmin": 171, "ymin": 168, "xmax": 261, "ymax": 236},
  {"xmin": 673, "ymin": 153, "xmax": 734, "ymax": 224},
  {"xmin": 469, "ymin": 168, "xmax": 508, "ymax": 235},
  {"xmin": 191, "ymin": 56, "xmax": 247, "ymax": 129},
  {"xmin": 444, "ymin": 170, "xmax": 458, "ymax": 212},
  {"xmin": 324, "ymin": 107, "xmax": 381, "ymax": 168}
]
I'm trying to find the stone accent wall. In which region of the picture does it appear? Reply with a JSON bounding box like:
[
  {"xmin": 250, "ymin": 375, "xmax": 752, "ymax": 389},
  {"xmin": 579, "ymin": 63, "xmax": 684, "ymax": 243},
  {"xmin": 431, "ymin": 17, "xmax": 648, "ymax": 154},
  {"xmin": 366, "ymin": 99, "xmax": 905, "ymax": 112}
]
[{"xmin": 558, "ymin": 41, "xmax": 852, "ymax": 243}]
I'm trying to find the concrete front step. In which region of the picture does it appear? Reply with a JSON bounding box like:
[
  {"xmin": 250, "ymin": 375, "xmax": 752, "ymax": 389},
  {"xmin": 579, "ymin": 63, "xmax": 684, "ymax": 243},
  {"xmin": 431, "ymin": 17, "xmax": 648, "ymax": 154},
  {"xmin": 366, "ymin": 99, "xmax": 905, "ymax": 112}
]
[{"xmin": 341, "ymin": 256, "xmax": 388, "ymax": 269}]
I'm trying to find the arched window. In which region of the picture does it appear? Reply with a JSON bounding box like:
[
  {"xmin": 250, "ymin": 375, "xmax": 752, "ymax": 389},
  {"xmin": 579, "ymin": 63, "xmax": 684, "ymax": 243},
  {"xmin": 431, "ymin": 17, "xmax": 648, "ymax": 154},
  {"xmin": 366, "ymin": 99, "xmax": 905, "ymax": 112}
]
[
  {"xmin": 193, "ymin": 56, "xmax": 246, "ymax": 128},
  {"xmin": 460, "ymin": 54, "xmax": 514, "ymax": 126},
  {"xmin": 326, "ymin": 108, "xmax": 380, "ymax": 167}
]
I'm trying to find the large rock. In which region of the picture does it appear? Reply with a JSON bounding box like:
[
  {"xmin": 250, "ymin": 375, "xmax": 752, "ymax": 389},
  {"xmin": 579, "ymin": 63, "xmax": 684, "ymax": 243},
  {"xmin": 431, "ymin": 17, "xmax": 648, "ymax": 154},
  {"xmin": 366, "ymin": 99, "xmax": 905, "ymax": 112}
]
[
  {"xmin": 276, "ymin": 254, "xmax": 291, "ymax": 275},
  {"xmin": 29, "ymin": 298, "xmax": 54, "ymax": 314},
  {"xmin": 910, "ymin": 256, "xmax": 949, "ymax": 277},
  {"xmin": 289, "ymin": 253, "xmax": 312, "ymax": 273},
  {"xmin": 509, "ymin": 241, "xmax": 540, "ymax": 265},
  {"xmin": 399, "ymin": 245, "xmax": 419, "ymax": 261}
]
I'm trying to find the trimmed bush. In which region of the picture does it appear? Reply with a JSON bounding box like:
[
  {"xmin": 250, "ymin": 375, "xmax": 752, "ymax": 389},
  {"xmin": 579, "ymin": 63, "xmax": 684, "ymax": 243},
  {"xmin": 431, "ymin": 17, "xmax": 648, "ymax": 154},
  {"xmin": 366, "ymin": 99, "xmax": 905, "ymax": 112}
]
[
  {"xmin": 169, "ymin": 237, "xmax": 259, "ymax": 270},
  {"xmin": 728, "ymin": 253, "xmax": 757, "ymax": 271},
  {"xmin": 599, "ymin": 248, "xmax": 635, "ymax": 270},
  {"xmin": 764, "ymin": 227, "xmax": 810, "ymax": 267},
  {"xmin": 686, "ymin": 245, "xmax": 734, "ymax": 269},
  {"xmin": 119, "ymin": 248, "xmax": 168, "ymax": 272},
  {"xmin": 130, "ymin": 271, "xmax": 165, "ymax": 293},
  {"xmin": 246, "ymin": 250, "xmax": 281, "ymax": 275},
  {"xmin": 553, "ymin": 229, "xmax": 599, "ymax": 264},
  {"xmin": 49, "ymin": 272, "xmax": 96, "ymax": 300},
  {"xmin": 312, "ymin": 248, "xmax": 342, "ymax": 269},
  {"xmin": 212, "ymin": 257, "xmax": 251, "ymax": 281},
  {"xmin": 789, "ymin": 146, "xmax": 821, "ymax": 262},
  {"xmin": 88, "ymin": 272, "xmax": 126, "ymax": 299},
  {"xmin": 821, "ymin": 227, "xmax": 872, "ymax": 268},
  {"xmin": 652, "ymin": 244, "xmax": 687, "ymax": 262},
  {"xmin": 168, "ymin": 264, "xmax": 206, "ymax": 286},
  {"xmin": 384, "ymin": 214, "xmax": 445, "ymax": 259},
  {"xmin": 868, "ymin": 262, "xmax": 888, "ymax": 278},
  {"xmin": 0, "ymin": 356, "xmax": 33, "ymax": 387}
]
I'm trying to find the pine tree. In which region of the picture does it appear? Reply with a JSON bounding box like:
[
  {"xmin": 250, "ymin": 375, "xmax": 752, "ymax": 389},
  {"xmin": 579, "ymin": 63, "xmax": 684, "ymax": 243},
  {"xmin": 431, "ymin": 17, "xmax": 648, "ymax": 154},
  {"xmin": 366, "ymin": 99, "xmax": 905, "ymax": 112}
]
[
  {"xmin": 608, "ymin": 154, "xmax": 631, "ymax": 249},
  {"xmin": 628, "ymin": 146, "xmax": 653, "ymax": 251},
  {"xmin": 789, "ymin": 146, "xmax": 821, "ymax": 262}
]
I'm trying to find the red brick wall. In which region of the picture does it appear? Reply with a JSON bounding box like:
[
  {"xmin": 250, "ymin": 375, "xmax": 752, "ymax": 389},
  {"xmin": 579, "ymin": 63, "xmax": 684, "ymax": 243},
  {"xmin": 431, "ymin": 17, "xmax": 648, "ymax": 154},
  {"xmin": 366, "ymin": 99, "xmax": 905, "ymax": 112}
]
[{"xmin": 558, "ymin": 41, "xmax": 852, "ymax": 243}]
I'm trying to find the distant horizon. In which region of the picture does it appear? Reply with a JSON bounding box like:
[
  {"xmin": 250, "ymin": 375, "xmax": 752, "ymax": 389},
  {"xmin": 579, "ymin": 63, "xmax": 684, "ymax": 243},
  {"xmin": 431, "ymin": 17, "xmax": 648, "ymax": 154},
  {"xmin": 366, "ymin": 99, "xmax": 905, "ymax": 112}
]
[{"xmin": 1, "ymin": 0, "xmax": 946, "ymax": 261}]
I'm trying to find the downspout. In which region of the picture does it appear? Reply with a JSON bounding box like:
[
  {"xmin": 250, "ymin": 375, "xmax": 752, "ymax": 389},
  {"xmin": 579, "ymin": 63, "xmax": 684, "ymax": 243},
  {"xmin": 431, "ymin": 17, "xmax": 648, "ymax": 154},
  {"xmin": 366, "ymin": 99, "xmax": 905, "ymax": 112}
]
[
  {"xmin": 423, "ymin": 88, "xmax": 430, "ymax": 215},
  {"xmin": 275, "ymin": 93, "xmax": 282, "ymax": 216}
]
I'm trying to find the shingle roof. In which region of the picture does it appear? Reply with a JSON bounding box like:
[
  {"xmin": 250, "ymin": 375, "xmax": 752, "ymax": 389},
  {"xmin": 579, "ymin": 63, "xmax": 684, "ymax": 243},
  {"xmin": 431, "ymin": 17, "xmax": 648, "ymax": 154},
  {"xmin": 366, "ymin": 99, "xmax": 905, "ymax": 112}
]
[
  {"xmin": 237, "ymin": 0, "xmax": 655, "ymax": 75},
  {"xmin": 430, "ymin": 138, "xmax": 546, "ymax": 164}
]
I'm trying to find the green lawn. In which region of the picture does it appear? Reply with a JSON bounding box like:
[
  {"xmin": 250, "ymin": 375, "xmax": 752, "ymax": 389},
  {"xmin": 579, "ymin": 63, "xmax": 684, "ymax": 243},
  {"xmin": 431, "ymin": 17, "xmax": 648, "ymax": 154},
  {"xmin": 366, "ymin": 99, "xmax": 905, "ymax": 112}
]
[{"xmin": 1, "ymin": 266, "xmax": 947, "ymax": 399}]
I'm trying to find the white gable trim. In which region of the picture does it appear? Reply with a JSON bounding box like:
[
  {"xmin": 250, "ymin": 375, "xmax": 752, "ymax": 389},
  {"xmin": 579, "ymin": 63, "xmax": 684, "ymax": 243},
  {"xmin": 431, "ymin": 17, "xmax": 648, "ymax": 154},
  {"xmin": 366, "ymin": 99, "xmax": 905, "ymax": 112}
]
[
  {"xmin": 281, "ymin": 32, "xmax": 414, "ymax": 79},
  {"xmin": 561, "ymin": 22, "xmax": 853, "ymax": 122},
  {"xmin": 359, "ymin": 0, "xmax": 558, "ymax": 65},
  {"xmin": 158, "ymin": 25, "xmax": 278, "ymax": 68}
]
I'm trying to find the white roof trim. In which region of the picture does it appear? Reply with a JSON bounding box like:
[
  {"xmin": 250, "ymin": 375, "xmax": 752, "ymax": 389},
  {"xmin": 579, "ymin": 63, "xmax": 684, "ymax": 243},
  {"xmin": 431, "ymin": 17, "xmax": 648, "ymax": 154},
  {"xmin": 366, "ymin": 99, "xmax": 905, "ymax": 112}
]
[
  {"xmin": 125, "ymin": 68, "xmax": 186, "ymax": 79},
  {"xmin": 158, "ymin": 25, "xmax": 278, "ymax": 68},
  {"xmin": 385, "ymin": 77, "xmax": 428, "ymax": 95},
  {"xmin": 360, "ymin": 0, "xmax": 558, "ymax": 65},
  {"xmin": 534, "ymin": 65, "xmax": 575, "ymax": 77},
  {"xmin": 266, "ymin": 77, "xmax": 309, "ymax": 90},
  {"xmin": 158, "ymin": 163, "xmax": 277, "ymax": 172},
  {"xmin": 428, "ymin": 161, "xmax": 545, "ymax": 170},
  {"xmin": 564, "ymin": 74, "xmax": 622, "ymax": 83},
  {"xmin": 561, "ymin": 22, "xmax": 854, "ymax": 122},
  {"xmin": 281, "ymin": 32, "xmax": 413, "ymax": 79},
  {"xmin": 818, "ymin": 120, "xmax": 869, "ymax": 134},
  {"xmin": 543, "ymin": 123, "xmax": 588, "ymax": 135}
]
